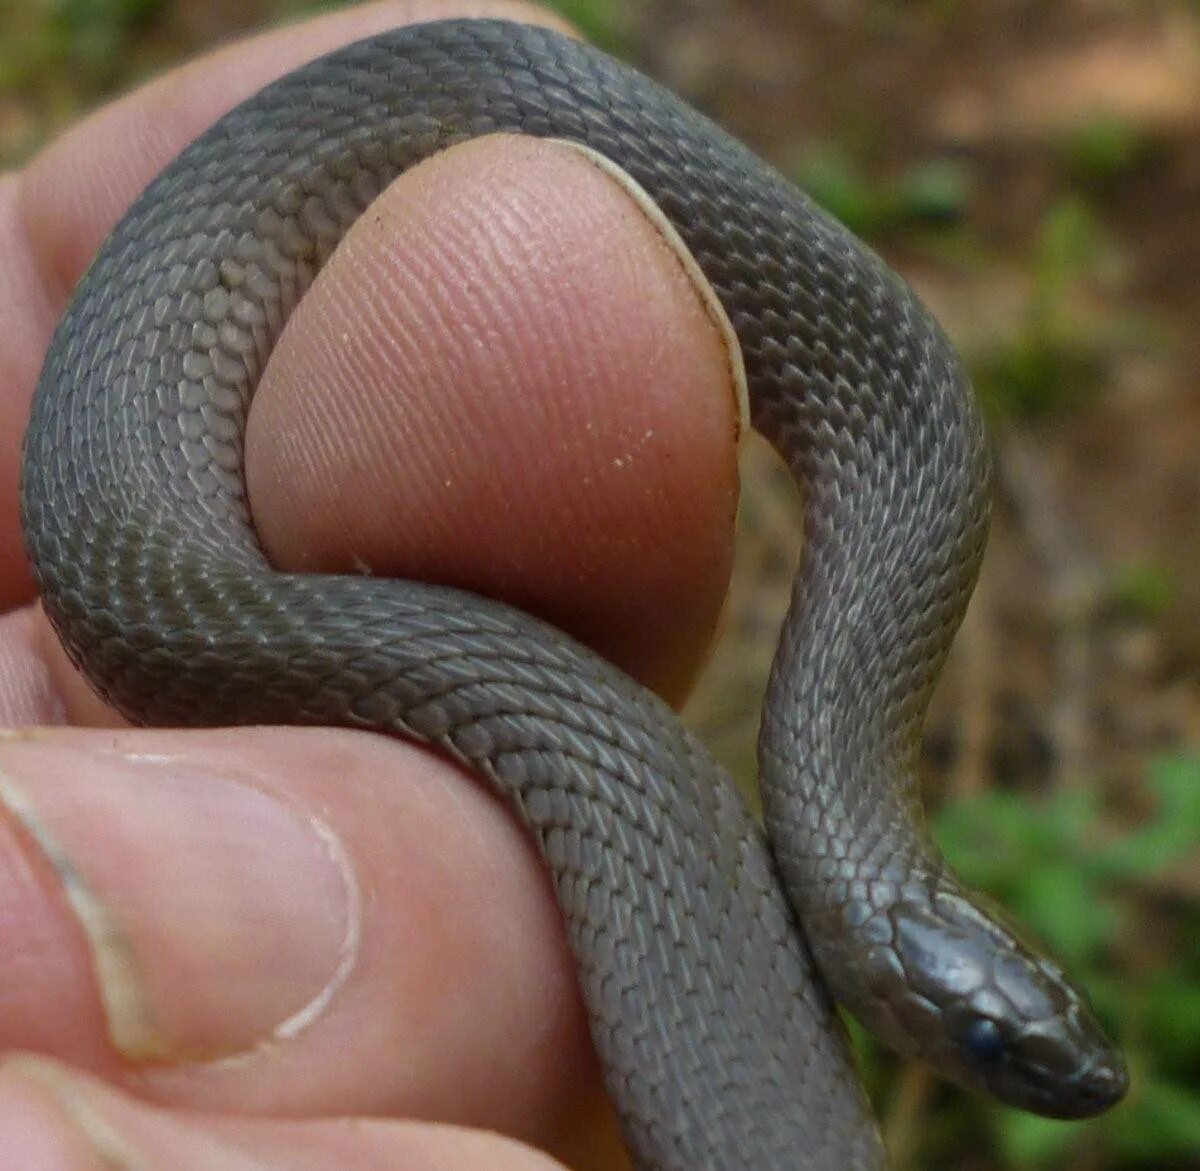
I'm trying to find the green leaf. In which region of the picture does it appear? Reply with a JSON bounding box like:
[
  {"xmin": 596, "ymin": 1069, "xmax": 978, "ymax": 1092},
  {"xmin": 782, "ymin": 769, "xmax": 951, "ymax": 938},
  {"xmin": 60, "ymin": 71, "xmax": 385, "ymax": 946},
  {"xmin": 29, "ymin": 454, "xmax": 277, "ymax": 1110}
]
[
  {"xmin": 996, "ymin": 1110, "xmax": 1084, "ymax": 1167},
  {"xmin": 795, "ymin": 145, "xmax": 886, "ymax": 236},
  {"xmin": 1105, "ymin": 560, "xmax": 1176, "ymax": 620},
  {"xmin": 1095, "ymin": 753, "xmax": 1200, "ymax": 877},
  {"xmin": 1014, "ymin": 863, "xmax": 1115, "ymax": 968},
  {"xmin": 1141, "ymin": 974, "xmax": 1200, "ymax": 1069},
  {"xmin": 1108, "ymin": 1074, "xmax": 1200, "ymax": 1162},
  {"xmin": 895, "ymin": 158, "xmax": 971, "ymax": 225},
  {"xmin": 1059, "ymin": 112, "xmax": 1153, "ymax": 186},
  {"xmin": 1034, "ymin": 197, "xmax": 1100, "ymax": 301},
  {"xmin": 540, "ymin": 0, "xmax": 633, "ymax": 52}
]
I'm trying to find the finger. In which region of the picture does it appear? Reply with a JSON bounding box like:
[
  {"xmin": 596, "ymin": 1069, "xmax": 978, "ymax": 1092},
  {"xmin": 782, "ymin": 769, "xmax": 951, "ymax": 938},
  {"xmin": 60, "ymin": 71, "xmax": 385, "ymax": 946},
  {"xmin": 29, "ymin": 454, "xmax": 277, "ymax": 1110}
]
[
  {"xmin": 0, "ymin": 0, "xmax": 574, "ymax": 610},
  {"xmin": 21, "ymin": 95, "xmax": 742, "ymax": 721},
  {"xmin": 0, "ymin": 126, "xmax": 738, "ymax": 1159},
  {"xmin": 0, "ymin": 1056, "xmax": 579, "ymax": 1171},
  {"xmin": 8, "ymin": 2, "xmax": 741, "ymax": 705},
  {"xmin": 0, "ymin": 608, "xmax": 120, "ymax": 729},
  {"xmin": 246, "ymin": 132, "xmax": 741, "ymax": 703},
  {"xmin": 0, "ymin": 609, "xmax": 65, "ymax": 727},
  {"xmin": 0, "ymin": 174, "xmax": 56, "ymax": 610},
  {"xmin": 0, "ymin": 727, "xmax": 622, "ymax": 1168}
]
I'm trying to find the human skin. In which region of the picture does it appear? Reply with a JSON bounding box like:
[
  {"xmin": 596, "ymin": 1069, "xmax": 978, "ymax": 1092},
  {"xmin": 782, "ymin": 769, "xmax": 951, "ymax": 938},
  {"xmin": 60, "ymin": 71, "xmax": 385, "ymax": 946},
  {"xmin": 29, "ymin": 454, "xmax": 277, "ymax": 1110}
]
[{"xmin": 0, "ymin": 1, "xmax": 744, "ymax": 1167}]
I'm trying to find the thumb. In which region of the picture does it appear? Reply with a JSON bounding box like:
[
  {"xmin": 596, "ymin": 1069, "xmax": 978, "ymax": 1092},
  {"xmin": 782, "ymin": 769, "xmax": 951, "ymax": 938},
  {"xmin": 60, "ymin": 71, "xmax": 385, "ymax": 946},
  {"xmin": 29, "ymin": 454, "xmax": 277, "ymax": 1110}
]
[{"xmin": 245, "ymin": 132, "xmax": 744, "ymax": 706}]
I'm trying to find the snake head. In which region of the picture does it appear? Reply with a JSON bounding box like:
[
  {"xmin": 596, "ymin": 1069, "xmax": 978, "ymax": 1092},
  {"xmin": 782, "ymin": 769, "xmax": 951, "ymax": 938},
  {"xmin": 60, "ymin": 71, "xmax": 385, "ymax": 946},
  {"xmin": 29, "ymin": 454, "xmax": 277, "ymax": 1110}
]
[{"xmin": 861, "ymin": 886, "xmax": 1128, "ymax": 1118}]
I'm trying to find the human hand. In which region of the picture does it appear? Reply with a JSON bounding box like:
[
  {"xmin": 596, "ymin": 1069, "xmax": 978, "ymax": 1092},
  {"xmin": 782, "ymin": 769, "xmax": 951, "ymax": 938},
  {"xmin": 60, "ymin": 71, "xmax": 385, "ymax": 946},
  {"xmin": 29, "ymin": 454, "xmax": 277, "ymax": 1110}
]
[{"xmin": 0, "ymin": 2, "xmax": 743, "ymax": 1167}]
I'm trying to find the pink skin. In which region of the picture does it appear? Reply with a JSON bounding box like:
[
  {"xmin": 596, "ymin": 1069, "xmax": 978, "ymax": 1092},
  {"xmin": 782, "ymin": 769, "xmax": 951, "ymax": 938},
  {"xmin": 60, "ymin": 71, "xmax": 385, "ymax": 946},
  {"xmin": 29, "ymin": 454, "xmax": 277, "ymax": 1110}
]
[{"xmin": 0, "ymin": 2, "xmax": 742, "ymax": 1168}]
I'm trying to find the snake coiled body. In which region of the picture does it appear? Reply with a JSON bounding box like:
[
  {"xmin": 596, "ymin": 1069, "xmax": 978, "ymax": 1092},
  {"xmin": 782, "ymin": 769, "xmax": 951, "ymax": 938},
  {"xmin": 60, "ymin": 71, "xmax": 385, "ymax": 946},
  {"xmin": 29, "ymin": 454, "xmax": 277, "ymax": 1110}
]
[{"xmin": 20, "ymin": 19, "xmax": 1125, "ymax": 1171}]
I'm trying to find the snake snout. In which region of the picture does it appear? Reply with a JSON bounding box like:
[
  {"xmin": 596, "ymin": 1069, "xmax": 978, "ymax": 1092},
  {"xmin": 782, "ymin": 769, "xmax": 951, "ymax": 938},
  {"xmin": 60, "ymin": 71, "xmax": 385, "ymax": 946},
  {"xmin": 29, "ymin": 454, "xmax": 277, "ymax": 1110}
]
[
  {"xmin": 879, "ymin": 888, "xmax": 1127, "ymax": 1118},
  {"xmin": 1070, "ymin": 1049, "xmax": 1130, "ymax": 1114}
]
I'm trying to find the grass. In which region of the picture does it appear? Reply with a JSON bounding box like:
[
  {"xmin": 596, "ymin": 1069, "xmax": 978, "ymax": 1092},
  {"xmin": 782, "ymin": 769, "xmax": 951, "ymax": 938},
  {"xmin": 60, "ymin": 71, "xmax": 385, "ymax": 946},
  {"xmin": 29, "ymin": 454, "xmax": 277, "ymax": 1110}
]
[
  {"xmin": 1057, "ymin": 112, "xmax": 1157, "ymax": 189},
  {"xmin": 795, "ymin": 142, "xmax": 973, "ymax": 237},
  {"xmin": 970, "ymin": 197, "xmax": 1154, "ymax": 421}
]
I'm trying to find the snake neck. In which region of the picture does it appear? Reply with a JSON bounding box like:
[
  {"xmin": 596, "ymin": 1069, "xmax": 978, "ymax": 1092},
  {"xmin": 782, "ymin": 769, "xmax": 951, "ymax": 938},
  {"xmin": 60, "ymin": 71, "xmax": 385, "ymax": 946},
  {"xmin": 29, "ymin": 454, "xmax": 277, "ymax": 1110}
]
[
  {"xmin": 757, "ymin": 609, "xmax": 989, "ymax": 1052},
  {"xmin": 744, "ymin": 229, "xmax": 993, "ymax": 1038}
]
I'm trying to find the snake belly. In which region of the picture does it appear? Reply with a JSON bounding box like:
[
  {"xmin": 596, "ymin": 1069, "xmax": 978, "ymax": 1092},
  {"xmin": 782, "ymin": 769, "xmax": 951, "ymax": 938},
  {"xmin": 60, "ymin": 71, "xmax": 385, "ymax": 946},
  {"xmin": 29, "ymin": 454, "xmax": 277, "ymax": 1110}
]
[{"xmin": 21, "ymin": 17, "xmax": 1022, "ymax": 1171}]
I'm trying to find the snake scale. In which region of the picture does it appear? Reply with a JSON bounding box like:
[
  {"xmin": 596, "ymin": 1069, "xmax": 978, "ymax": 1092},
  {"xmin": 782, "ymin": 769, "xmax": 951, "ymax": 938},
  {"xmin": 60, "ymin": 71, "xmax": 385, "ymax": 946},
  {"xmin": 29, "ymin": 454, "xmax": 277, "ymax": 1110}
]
[{"xmin": 20, "ymin": 18, "xmax": 1126, "ymax": 1170}]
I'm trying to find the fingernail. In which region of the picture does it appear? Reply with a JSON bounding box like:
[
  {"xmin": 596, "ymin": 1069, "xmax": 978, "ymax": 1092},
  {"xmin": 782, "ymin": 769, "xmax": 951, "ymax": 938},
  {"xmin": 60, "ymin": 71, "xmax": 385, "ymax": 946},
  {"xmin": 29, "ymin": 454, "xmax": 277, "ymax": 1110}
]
[
  {"xmin": 551, "ymin": 139, "xmax": 751, "ymax": 441},
  {"xmin": 0, "ymin": 740, "xmax": 358, "ymax": 1062}
]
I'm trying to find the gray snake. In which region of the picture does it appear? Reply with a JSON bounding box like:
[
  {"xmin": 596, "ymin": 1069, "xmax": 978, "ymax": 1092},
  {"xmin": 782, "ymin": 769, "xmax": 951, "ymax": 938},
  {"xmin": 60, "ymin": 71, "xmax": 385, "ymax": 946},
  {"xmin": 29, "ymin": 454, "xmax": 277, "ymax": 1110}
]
[{"xmin": 19, "ymin": 18, "xmax": 1127, "ymax": 1170}]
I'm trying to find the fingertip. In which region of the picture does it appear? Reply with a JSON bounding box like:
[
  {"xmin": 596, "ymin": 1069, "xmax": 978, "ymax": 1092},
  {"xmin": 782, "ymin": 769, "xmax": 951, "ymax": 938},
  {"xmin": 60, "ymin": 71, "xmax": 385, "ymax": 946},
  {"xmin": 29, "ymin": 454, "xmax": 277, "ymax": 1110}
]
[
  {"xmin": 0, "ymin": 1053, "xmax": 585, "ymax": 1170},
  {"xmin": 248, "ymin": 132, "xmax": 741, "ymax": 703},
  {"xmin": 0, "ymin": 726, "xmax": 603, "ymax": 1155},
  {"xmin": 0, "ymin": 606, "xmax": 123, "ymax": 729},
  {"xmin": 0, "ymin": 1058, "xmax": 100, "ymax": 1171}
]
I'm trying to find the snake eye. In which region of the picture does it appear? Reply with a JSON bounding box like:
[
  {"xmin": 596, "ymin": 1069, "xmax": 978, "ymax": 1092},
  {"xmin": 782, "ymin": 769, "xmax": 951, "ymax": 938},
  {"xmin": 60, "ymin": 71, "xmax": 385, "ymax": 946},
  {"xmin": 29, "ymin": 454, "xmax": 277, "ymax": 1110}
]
[{"xmin": 962, "ymin": 1015, "xmax": 1006, "ymax": 1064}]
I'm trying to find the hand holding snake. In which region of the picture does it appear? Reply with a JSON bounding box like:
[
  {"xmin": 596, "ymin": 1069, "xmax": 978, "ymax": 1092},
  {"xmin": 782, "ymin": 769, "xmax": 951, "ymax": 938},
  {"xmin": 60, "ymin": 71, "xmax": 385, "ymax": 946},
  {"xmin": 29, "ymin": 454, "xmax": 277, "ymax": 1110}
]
[{"xmin": 18, "ymin": 10, "xmax": 1127, "ymax": 1170}]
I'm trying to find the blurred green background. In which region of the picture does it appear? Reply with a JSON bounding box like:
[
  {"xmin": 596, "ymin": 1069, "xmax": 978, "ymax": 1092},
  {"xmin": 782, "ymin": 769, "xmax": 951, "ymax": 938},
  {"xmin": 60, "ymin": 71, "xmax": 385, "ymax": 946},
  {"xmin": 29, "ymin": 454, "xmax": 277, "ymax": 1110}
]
[{"xmin": 1, "ymin": 1, "xmax": 1197, "ymax": 1168}]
